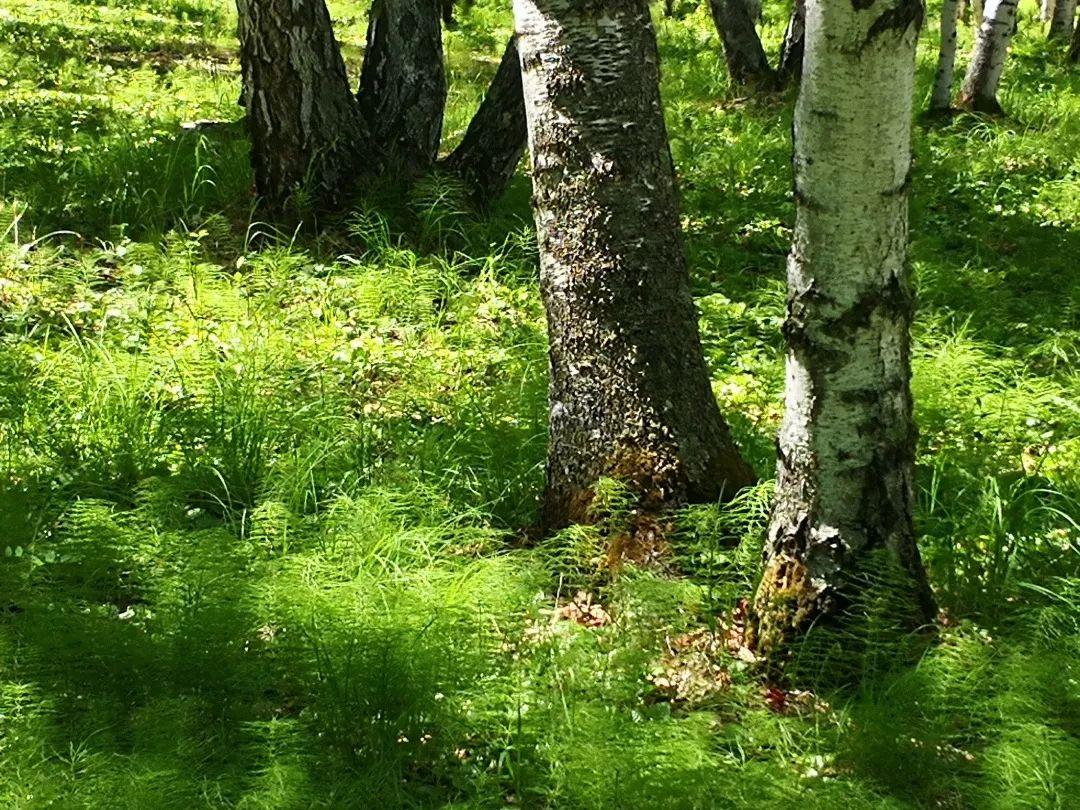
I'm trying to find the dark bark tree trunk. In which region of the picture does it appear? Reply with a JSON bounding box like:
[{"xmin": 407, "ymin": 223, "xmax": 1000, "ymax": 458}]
[
  {"xmin": 358, "ymin": 0, "xmax": 447, "ymax": 175},
  {"xmin": 442, "ymin": 37, "xmax": 527, "ymax": 207},
  {"xmin": 513, "ymin": 0, "xmax": 756, "ymax": 532},
  {"xmin": 708, "ymin": 0, "xmax": 775, "ymax": 87},
  {"xmin": 750, "ymin": 0, "xmax": 935, "ymax": 663},
  {"xmin": 778, "ymin": 0, "xmax": 806, "ymax": 84},
  {"xmin": 1071, "ymin": 13, "xmax": 1080, "ymax": 59},
  {"xmin": 1049, "ymin": 0, "xmax": 1076, "ymax": 39},
  {"xmin": 958, "ymin": 0, "xmax": 1019, "ymax": 114},
  {"xmin": 235, "ymin": 0, "xmax": 365, "ymax": 209},
  {"xmin": 930, "ymin": 0, "xmax": 960, "ymax": 111}
]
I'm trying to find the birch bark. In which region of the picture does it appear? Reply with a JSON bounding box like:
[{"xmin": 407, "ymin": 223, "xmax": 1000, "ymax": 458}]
[
  {"xmin": 235, "ymin": 0, "xmax": 364, "ymax": 209},
  {"xmin": 513, "ymin": 0, "xmax": 756, "ymax": 531},
  {"xmin": 1041, "ymin": 0, "xmax": 1055, "ymax": 22},
  {"xmin": 778, "ymin": 0, "xmax": 806, "ymax": 83},
  {"xmin": 1049, "ymin": 0, "xmax": 1077, "ymax": 39},
  {"xmin": 958, "ymin": 0, "xmax": 1019, "ymax": 114},
  {"xmin": 930, "ymin": 0, "xmax": 960, "ymax": 111},
  {"xmin": 442, "ymin": 38, "xmax": 527, "ymax": 206},
  {"xmin": 358, "ymin": 0, "xmax": 447, "ymax": 173},
  {"xmin": 751, "ymin": 0, "xmax": 935, "ymax": 660},
  {"xmin": 707, "ymin": 0, "xmax": 775, "ymax": 86}
]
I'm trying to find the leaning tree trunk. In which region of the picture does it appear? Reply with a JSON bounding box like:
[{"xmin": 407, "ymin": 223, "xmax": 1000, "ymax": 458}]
[
  {"xmin": 235, "ymin": 0, "xmax": 364, "ymax": 209},
  {"xmin": 778, "ymin": 0, "xmax": 806, "ymax": 83},
  {"xmin": 442, "ymin": 37, "xmax": 527, "ymax": 206},
  {"xmin": 930, "ymin": 0, "xmax": 960, "ymax": 111},
  {"xmin": 358, "ymin": 0, "xmax": 447, "ymax": 174},
  {"xmin": 959, "ymin": 0, "xmax": 1019, "ymax": 114},
  {"xmin": 750, "ymin": 0, "xmax": 935, "ymax": 663},
  {"xmin": 708, "ymin": 0, "xmax": 775, "ymax": 86},
  {"xmin": 1049, "ymin": 0, "xmax": 1077, "ymax": 39},
  {"xmin": 513, "ymin": 0, "xmax": 756, "ymax": 531}
]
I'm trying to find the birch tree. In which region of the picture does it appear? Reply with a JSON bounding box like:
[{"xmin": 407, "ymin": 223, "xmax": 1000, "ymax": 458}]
[
  {"xmin": 513, "ymin": 0, "xmax": 756, "ymax": 531},
  {"xmin": 358, "ymin": 0, "xmax": 447, "ymax": 173},
  {"xmin": 958, "ymin": 0, "xmax": 1019, "ymax": 114},
  {"xmin": 778, "ymin": 0, "xmax": 806, "ymax": 83},
  {"xmin": 930, "ymin": 0, "xmax": 960, "ymax": 112},
  {"xmin": 1041, "ymin": 0, "xmax": 1055, "ymax": 22},
  {"xmin": 1049, "ymin": 0, "xmax": 1077, "ymax": 39},
  {"xmin": 708, "ymin": 0, "xmax": 775, "ymax": 86},
  {"xmin": 442, "ymin": 38, "xmax": 527, "ymax": 206},
  {"xmin": 751, "ymin": 0, "xmax": 935, "ymax": 660},
  {"xmin": 235, "ymin": 0, "xmax": 365, "ymax": 208}
]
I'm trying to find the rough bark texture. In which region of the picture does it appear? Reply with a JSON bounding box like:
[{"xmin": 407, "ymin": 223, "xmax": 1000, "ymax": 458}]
[
  {"xmin": 513, "ymin": 0, "xmax": 756, "ymax": 531},
  {"xmin": 708, "ymin": 0, "xmax": 775, "ymax": 86},
  {"xmin": 778, "ymin": 0, "xmax": 806, "ymax": 83},
  {"xmin": 751, "ymin": 0, "xmax": 935, "ymax": 661},
  {"xmin": 959, "ymin": 0, "xmax": 1018, "ymax": 114},
  {"xmin": 931, "ymin": 0, "xmax": 960, "ymax": 111},
  {"xmin": 235, "ymin": 0, "xmax": 364, "ymax": 208},
  {"xmin": 358, "ymin": 0, "xmax": 447, "ymax": 174},
  {"xmin": 442, "ymin": 37, "xmax": 527, "ymax": 206},
  {"xmin": 1049, "ymin": 0, "xmax": 1076, "ymax": 39}
]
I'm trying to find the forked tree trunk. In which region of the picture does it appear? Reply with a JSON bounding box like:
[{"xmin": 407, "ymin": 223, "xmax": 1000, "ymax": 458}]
[
  {"xmin": 708, "ymin": 0, "xmax": 775, "ymax": 86},
  {"xmin": 1041, "ymin": 0, "xmax": 1055, "ymax": 22},
  {"xmin": 235, "ymin": 0, "xmax": 364, "ymax": 208},
  {"xmin": 442, "ymin": 38, "xmax": 527, "ymax": 206},
  {"xmin": 513, "ymin": 0, "xmax": 756, "ymax": 531},
  {"xmin": 1049, "ymin": 0, "xmax": 1077, "ymax": 39},
  {"xmin": 751, "ymin": 0, "xmax": 935, "ymax": 662},
  {"xmin": 778, "ymin": 0, "xmax": 806, "ymax": 83},
  {"xmin": 930, "ymin": 0, "xmax": 960, "ymax": 111},
  {"xmin": 358, "ymin": 0, "xmax": 447, "ymax": 174},
  {"xmin": 959, "ymin": 0, "xmax": 1019, "ymax": 114}
]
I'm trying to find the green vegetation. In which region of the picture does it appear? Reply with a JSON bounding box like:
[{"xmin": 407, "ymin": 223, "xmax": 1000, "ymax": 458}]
[{"xmin": 1, "ymin": 0, "xmax": 1078, "ymax": 807}]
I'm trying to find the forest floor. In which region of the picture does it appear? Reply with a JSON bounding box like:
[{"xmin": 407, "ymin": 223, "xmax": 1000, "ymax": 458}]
[{"xmin": 1, "ymin": 0, "xmax": 1079, "ymax": 807}]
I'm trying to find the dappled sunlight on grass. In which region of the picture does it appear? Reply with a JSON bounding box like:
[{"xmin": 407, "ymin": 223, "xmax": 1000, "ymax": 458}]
[{"xmin": 0, "ymin": 0, "xmax": 1078, "ymax": 806}]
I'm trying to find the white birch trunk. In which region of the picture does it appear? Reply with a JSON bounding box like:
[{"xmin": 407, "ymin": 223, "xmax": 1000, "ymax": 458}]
[
  {"xmin": 512, "ymin": 0, "xmax": 755, "ymax": 530},
  {"xmin": 1041, "ymin": 0, "xmax": 1056, "ymax": 22},
  {"xmin": 931, "ymin": 0, "xmax": 960, "ymax": 111},
  {"xmin": 1049, "ymin": 0, "xmax": 1077, "ymax": 39},
  {"xmin": 959, "ymin": 0, "xmax": 1018, "ymax": 114},
  {"xmin": 752, "ymin": 0, "xmax": 934, "ymax": 657}
]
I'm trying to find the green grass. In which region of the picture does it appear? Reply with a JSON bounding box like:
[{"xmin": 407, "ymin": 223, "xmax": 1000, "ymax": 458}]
[{"xmin": 1, "ymin": 0, "xmax": 1078, "ymax": 807}]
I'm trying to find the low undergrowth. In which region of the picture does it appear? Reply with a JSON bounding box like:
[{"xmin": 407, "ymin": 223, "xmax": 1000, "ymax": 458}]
[{"xmin": 1, "ymin": 0, "xmax": 1078, "ymax": 807}]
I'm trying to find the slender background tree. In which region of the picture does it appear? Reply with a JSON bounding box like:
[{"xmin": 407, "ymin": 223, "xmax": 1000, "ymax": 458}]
[{"xmin": 959, "ymin": 0, "xmax": 1019, "ymax": 113}]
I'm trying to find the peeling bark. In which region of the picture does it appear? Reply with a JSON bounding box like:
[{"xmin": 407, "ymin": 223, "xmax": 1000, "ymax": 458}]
[
  {"xmin": 235, "ymin": 0, "xmax": 364, "ymax": 209},
  {"xmin": 707, "ymin": 0, "xmax": 775, "ymax": 86},
  {"xmin": 358, "ymin": 0, "xmax": 447, "ymax": 174},
  {"xmin": 442, "ymin": 37, "xmax": 527, "ymax": 206},
  {"xmin": 751, "ymin": 0, "xmax": 934, "ymax": 663},
  {"xmin": 958, "ymin": 0, "xmax": 1018, "ymax": 114},
  {"xmin": 778, "ymin": 0, "xmax": 806, "ymax": 83},
  {"xmin": 930, "ymin": 0, "xmax": 960, "ymax": 111},
  {"xmin": 513, "ymin": 0, "xmax": 756, "ymax": 531},
  {"xmin": 1049, "ymin": 0, "xmax": 1076, "ymax": 39}
]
